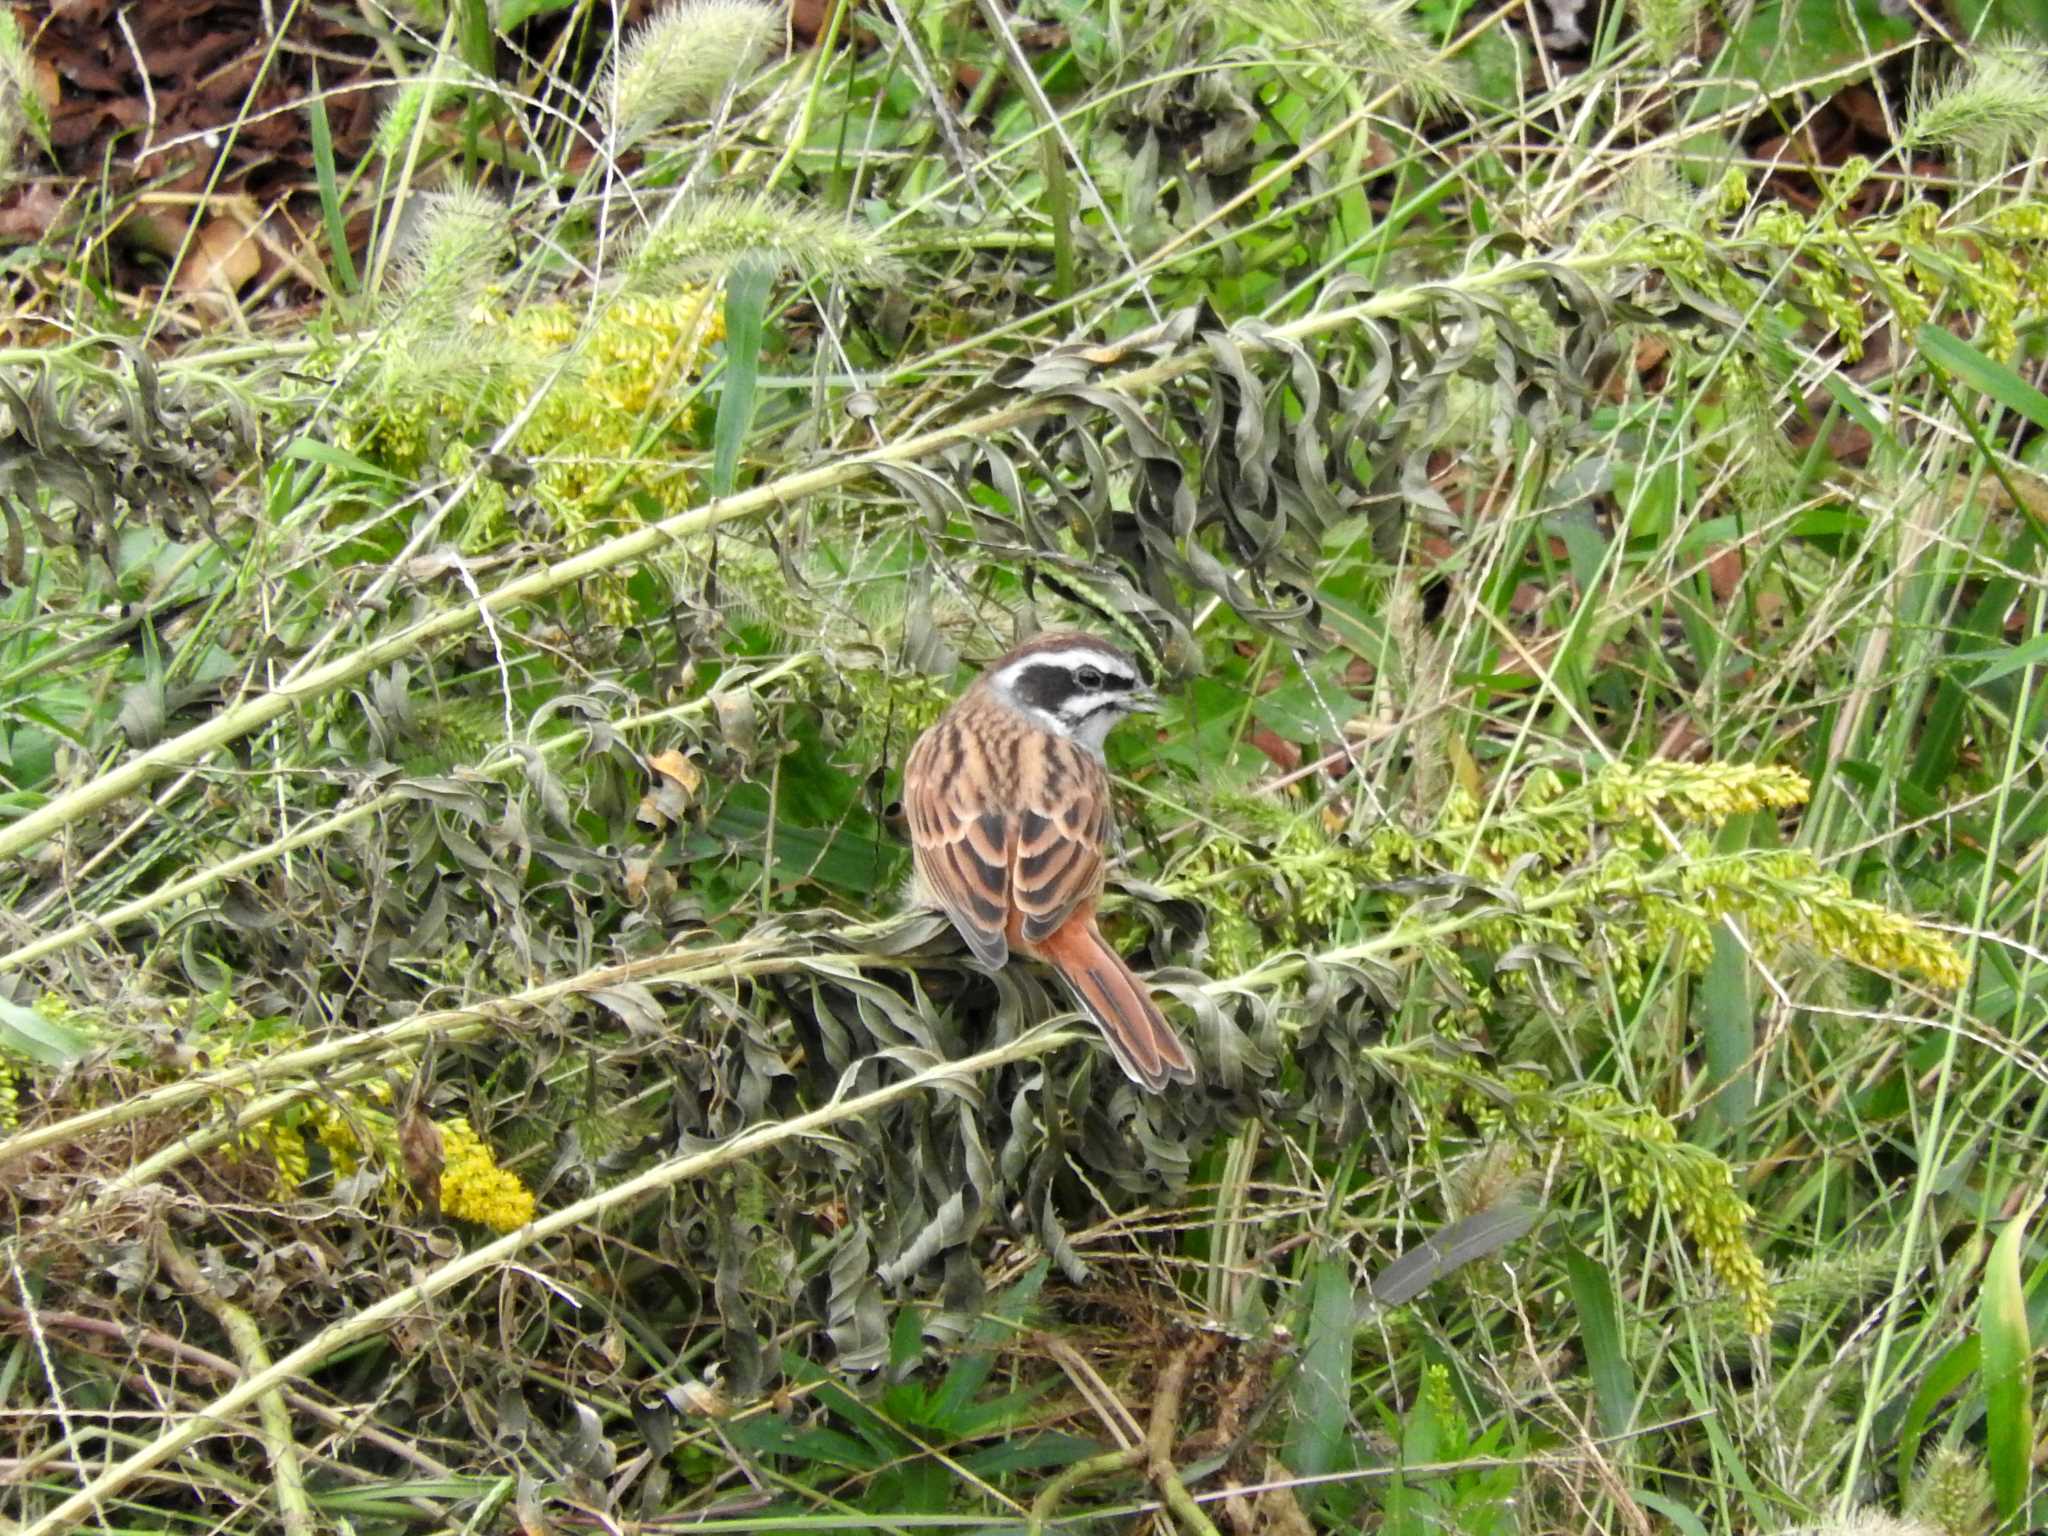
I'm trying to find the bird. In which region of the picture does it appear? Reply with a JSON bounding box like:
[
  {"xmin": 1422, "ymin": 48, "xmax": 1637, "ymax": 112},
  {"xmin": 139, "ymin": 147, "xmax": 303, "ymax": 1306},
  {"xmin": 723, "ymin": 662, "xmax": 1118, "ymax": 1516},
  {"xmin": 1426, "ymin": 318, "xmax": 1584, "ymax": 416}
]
[{"xmin": 902, "ymin": 630, "xmax": 1198, "ymax": 1091}]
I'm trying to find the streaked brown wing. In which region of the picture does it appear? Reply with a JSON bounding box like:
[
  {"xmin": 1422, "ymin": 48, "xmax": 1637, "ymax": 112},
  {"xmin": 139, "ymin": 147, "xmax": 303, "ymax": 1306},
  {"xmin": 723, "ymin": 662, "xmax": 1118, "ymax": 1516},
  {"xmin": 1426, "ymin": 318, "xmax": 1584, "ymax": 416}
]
[
  {"xmin": 1011, "ymin": 732, "xmax": 1110, "ymax": 947},
  {"xmin": 904, "ymin": 715, "xmax": 1012, "ymax": 968}
]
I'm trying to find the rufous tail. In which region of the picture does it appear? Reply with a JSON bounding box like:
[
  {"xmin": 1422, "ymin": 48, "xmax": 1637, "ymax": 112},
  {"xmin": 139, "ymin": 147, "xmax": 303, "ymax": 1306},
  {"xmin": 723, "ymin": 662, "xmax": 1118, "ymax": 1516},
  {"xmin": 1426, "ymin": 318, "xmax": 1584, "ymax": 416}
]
[{"xmin": 1037, "ymin": 920, "xmax": 1198, "ymax": 1092}]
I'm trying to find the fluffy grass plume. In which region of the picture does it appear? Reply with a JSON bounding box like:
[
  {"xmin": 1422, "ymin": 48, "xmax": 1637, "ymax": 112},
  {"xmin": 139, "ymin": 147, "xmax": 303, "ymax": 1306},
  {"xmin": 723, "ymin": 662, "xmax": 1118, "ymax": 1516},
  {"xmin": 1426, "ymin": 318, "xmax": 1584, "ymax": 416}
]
[
  {"xmin": 626, "ymin": 192, "xmax": 894, "ymax": 287},
  {"xmin": 605, "ymin": 0, "xmax": 782, "ymax": 147},
  {"xmin": 1631, "ymin": 0, "xmax": 1707, "ymax": 64},
  {"xmin": 0, "ymin": 10, "xmax": 46, "ymax": 180},
  {"xmin": 1904, "ymin": 35, "xmax": 2048, "ymax": 168},
  {"xmin": 1906, "ymin": 1447, "xmax": 1994, "ymax": 1536},
  {"xmin": 372, "ymin": 62, "xmax": 487, "ymax": 163},
  {"xmin": 390, "ymin": 185, "xmax": 511, "ymax": 326},
  {"xmin": 1205, "ymin": 0, "xmax": 1458, "ymax": 111}
]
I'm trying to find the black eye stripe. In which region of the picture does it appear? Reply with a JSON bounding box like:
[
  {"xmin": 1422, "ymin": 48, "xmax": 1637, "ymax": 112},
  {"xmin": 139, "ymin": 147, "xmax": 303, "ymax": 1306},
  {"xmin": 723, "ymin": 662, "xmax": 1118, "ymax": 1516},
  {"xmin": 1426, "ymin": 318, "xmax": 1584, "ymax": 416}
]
[{"xmin": 1010, "ymin": 660, "xmax": 1134, "ymax": 715}]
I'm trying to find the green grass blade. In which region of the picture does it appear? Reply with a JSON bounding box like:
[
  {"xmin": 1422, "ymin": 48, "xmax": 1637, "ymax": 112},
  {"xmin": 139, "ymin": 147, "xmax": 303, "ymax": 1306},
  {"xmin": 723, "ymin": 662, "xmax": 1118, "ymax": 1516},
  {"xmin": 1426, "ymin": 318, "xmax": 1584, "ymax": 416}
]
[
  {"xmin": 1896, "ymin": 1335, "xmax": 1981, "ymax": 1489},
  {"xmin": 930, "ymin": 1260, "xmax": 1047, "ymax": 1427},
  {"xmin": 1981, "ymin": 1198, "xmax": 2038, "ymax": 1519},
  {"xmin": 306, "ymin": 65, "xmax": 357, "ymax": 295},
  {"xmin": 1040, "ymin": 131, "xmax": 1075, "ymax": 301},
  {"xmin": 1286, "ymin": 1257, "xmax": 1355, "ymax": 1480},
  {"xmin": 1699, "ymin": 924, "xmax": 1754, "ymax": 1141},
  {"xmin": 1368, "ymin": 1201, "xmax": 1546, "ymax": 1306},
  {"xmin": 1635, "ymin": 1489, "xmax": 1712, "ymax": 1536},
  {"xmin": 1917, "ymin": 325, "xmax": 2048, "ymax": 432},
  {"xmin": 712, "ymin": 260, "xmax": 774, "ymax": 498},
  {"xmin": 1563, "ymin": 1245, "xmax": 1635, "ymax": 1436},
  {"xmin": 455, "ymin": 0, "xmax": 496, "ymax": 76},
  {"xmin": 0, "ymin": 998, "xmax": 95, "ymax": 1068}
]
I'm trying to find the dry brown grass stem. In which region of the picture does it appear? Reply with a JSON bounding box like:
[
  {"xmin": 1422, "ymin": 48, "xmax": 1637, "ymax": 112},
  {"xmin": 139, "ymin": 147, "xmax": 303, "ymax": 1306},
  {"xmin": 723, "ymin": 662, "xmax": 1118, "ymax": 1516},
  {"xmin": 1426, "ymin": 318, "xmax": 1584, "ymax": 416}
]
[
  {"xmin": 0, "ymin": 652, "xmax": 820, "ymax": 977},
  {"xmin": 12, "ymin": 1025, "xmax": 1076, "ymax": 1536},
  {"xmin": 0, "ymin": 252, "xmax": 1618, "ymax": 873},
  {"xmin": 152, "ymin": 1229, "xmax": 314, "ymax": 1536},
  {"xmin": 0, "ymin": 930, "xmax": 908, "ymax": 1181}
]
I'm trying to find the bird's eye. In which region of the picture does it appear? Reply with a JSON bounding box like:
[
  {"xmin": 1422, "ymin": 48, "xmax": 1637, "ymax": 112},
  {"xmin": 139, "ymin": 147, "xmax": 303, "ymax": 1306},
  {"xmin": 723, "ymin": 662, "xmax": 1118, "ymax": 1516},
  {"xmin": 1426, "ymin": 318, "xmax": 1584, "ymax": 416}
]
[{"xmin": 1076, "ymin": 666, "xmax": 1104, "ymax": 690}]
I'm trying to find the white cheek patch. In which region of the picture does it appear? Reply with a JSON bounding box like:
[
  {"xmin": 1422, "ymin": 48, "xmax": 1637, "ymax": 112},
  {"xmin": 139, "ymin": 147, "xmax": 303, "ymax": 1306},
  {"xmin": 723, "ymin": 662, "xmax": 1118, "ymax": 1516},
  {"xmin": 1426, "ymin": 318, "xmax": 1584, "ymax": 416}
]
[
  {"xmin": 1062, "ymin": 692, "xmax": 1126, "ymax": 721},
  {"xmin": 1031, "ymin": 705, "xmax": 1073, "ymax": 737}
]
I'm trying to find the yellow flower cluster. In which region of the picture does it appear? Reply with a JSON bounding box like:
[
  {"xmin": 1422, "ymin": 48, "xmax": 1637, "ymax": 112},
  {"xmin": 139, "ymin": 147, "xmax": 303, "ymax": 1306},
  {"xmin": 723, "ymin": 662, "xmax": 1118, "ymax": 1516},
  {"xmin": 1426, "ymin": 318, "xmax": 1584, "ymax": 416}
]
[
  {"xmin": 0, "ymin": 1057, "xmax": 16, "ymax": 1131},
  {"xmin": 234, "ymin": 1116, "xmax": 313, "ymax": 1198},
  {"xmin": 1167, "ymin": 791, "xmax": 1362, "ymax": 973},
  {"xmin": 1595, "ymin": 184, "xmax": 2048, "ymax": 366},
  {"xmin": 439, "ymin": 1116, "xmax": 537, "ymax": 1231},
  {"xmin": 1553, "ymin": 1087, "xmax": 1774, "ymax": 1333},
  {"xmin": 1671, "ymin": 1158, "xmax": 1772, "ymax": 1337},
  {"xmin": 1662, "ymin": 846, "xmax": 1968, "ymax": 989},
  {"xmin": 1365, "ymin": 760, "xmax": 1811, "ymax": 879},
  {"xmin": 1588, "ymin": 760, "xmax": 1809, "ymax": 824},
  {"xmin": 501, "ymin": 287, "xmax": 726, "ymax": 529},
  {"xmin": 337, "ymin": 282, "xmax": 726, "ymax": 602},
  {"xmin": 306, "ymin": 1076, "xmax": 397, "ymax": 1178},
  {"xmin": 1420, "ymin": 1362, "xmax": 1463, "ymax": 1433},
  {"xmin": 299, "ymin": 1082, "xmax": 536, "ymax": 1233},
  {"xmin": 1449, "ymin": 1076, "xmax": 1776, "ymax": 1332},
  {"xmin": 1804, "ymin": 889, "xmax": 1971, "ymax": 990},
  {"xmin": 1351, "ymin": 759, "xmax": 1960, "ymax": 996}
]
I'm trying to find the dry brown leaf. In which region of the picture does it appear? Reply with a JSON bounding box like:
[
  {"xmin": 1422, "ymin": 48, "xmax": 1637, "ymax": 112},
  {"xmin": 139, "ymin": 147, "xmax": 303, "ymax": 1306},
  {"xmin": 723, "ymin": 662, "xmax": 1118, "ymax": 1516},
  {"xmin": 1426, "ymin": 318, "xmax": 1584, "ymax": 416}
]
[
  {"xmin": 173, "ymin": 213, "xmax": 261, "ymax": 295},
  {"xmin": 647, "ymin": 747, "xmax": 703, "ymax": 796},
  {"xmin": 397, "ymin": 1106, "xmax": 443, "ymax": 1218}
]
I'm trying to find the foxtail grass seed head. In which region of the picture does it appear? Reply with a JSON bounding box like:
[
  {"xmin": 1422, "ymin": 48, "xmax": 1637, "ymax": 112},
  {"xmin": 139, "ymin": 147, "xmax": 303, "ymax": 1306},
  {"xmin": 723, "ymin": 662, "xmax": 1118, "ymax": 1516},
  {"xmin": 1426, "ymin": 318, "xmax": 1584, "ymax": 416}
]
[
  {"xmin": 1905, "ymin": 35, "xmax": 2048, "ymax": 168},
  {"xmin": 1906, "ymin": 1446, "xmax": 1993, "ymax": 1536},
  {"xmin": 1630, "ymin": 0, "xmax": 1706, "ymax": 64},
  {"xmin": 1208, "ymin": 0, "xmax": 1458, "ymax": 112},
  {"xmin": 0, "ymin": 10, "xmax": 43, "ymax": 180},
  {"xmin": 373, "ymin": 70, "xmax": 467, "ymax": 162},
  {"xmin": 392, "ymin": 185, "xmax": 511, "ymax": 304},
  {"xmin": 606, "ymin": 0, "xmax": 782, "ymax": 147},
  {"xmin": 626, "ymin": 193, "xmax": 895, "ymax": 288},
  {"xmin": 387, "ymin": 188, "xmax": 512, "ymax": 331},
  {"xmin": 1815, "ymin": 1515, "xmax": 1941, "ymax": 1536}
]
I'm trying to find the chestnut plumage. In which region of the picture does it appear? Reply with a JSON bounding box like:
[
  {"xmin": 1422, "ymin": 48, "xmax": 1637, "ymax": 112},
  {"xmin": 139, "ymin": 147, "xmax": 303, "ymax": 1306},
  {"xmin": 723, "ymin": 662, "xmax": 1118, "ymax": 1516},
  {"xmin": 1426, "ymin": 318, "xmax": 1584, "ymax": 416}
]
[{"xmin": 902, "ymin": 631, "xmax": 1196, "ymax": 1091}]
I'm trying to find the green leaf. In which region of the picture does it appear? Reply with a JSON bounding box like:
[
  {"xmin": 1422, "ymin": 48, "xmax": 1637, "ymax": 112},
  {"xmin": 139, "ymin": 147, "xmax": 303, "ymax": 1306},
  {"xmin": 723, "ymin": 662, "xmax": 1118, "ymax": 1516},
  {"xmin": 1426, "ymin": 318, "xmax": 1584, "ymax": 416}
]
[
  {"xmin": 1814, "ymin": 372, "xmax": 1889, "ymax": 444},
  {"xmin": 1563, "ymin": 1245, "xmax": 1635, "ymax": 1436},
  {"xmin": 1952, "ymin": 632, "xmax": 2048, "ymax": 686},
  {"xmin": 279, "ymin": 436, "xmax": 408, "ymax": 483},
  {"xmin": 1910, "ymin": 562, "xmax": 2027, "ymax": 796},
  {"xmin": 1634, "ymin": 1490, "xmax": 1712, "ymax": 1536},
  {"xmin": 699, "ymin": 782, "xmax": 894, "ymax": 894},
  {"xmin": 724, "ymin": 1416, "xmax": 881, "ymax": 1469},
  {"xmin": 888, "ymin": 1302, "xmax": 924, "ymax": 1375},
  {"xmin": 930, "ymin": 1260, "xmax": 1046, "ymax": 1428},
  {"xmin": 1692, "ymin": 0, "xmax": 1915, "ymax": 119},
  {"xmin": 306, "ymin": 65, "xmax": 358, "ymax": 295},
  {"xmin": 959, "ymin": 1432, "xmax": 1098, "ymax": 1475},
  {"xmin": 712, "ymin": 260, "xmax": 775, "ymax": 498},
  {"xmin": 1918, "ymin": 324, "xmax": 2048, "ymax": 433},
  {"xmin": 0, "ymin": 998, "xmax": 93, "ymax": 1067},
  {"xmin": 1981, "ymin": 1199, "xmax": 2038, "ymax": 1519},
  {"xmin": 494, "ymin": 0, "xmax": 578, "ymax": 26},
  {"xmin": 1285, "ymin": 1257, "xmax": 1355, "ymax": 1480},
  {"xmin": 1368, "ymin": 1201, "xmax": 1546, "ymax": 1306},
  {"xmin": 455, "ymin": 0, "xmax": 495, "ymax": 75},
  {"xmin": 782, "ymin": 1353, "xmax": 910, "ymax": 1460},
  {"xmin": 1897, "ymin": 1336, "xmax": 1980, "ymax": 1488},
  {"xmin": 1699, "ymin": 924, "xmax": 1754, "ymax": 1138}
]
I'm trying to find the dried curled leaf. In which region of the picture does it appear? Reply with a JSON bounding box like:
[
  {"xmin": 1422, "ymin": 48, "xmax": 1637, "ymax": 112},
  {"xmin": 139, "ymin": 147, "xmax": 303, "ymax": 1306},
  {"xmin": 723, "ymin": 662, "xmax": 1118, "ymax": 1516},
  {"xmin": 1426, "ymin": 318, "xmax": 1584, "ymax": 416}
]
[
  {"xmin": 0, "ymin": 346, "xmax": 257, "ymax": 585},
  {"xmin": 888, "ymin": 270, "xmax": 1652, "ymax": 650}
]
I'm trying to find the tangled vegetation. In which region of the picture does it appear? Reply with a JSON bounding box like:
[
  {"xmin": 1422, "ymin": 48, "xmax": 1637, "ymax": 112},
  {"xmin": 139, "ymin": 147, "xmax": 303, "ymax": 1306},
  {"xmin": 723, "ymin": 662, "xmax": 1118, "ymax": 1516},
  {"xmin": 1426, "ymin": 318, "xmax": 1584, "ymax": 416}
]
[{"xmin": 1, "ymin": 1, "xmax": 2043, "ymax": 1534}]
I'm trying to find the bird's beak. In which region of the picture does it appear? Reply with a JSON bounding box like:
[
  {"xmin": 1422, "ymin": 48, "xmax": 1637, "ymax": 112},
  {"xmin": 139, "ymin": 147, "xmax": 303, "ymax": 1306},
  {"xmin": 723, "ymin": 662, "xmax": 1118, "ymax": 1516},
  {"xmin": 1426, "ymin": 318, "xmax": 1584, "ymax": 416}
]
[{"xmin": 1127, "ymin": 686, "xmax": 1161, "ymax": 714}]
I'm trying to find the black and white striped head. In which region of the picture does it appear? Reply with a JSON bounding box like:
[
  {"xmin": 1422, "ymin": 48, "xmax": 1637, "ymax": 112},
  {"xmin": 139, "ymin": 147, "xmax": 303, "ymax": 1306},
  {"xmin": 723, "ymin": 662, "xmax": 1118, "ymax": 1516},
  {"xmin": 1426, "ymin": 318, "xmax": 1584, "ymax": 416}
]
[{"xmin": 983, "ymin": 631, "xmax": 1158, "ymax": 754}]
